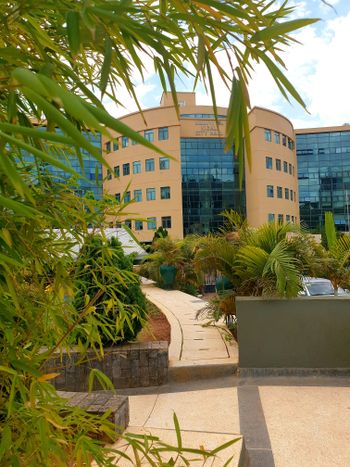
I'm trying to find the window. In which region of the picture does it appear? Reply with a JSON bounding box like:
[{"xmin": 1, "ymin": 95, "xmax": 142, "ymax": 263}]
[
  {"xmin": 133, "ymin": 161, "xmax": 141, "ymax": 174},
  {"xmin": 276, "ymin": 159, "xmax": 281, "ymax": 171},
  {"xmin": 147, "ymin": 217, "xmax": 157, "ymax": 230},
  {"xmin": 135, "ymin": 220, "xmax": 143, "ymax": 231},
  {"xmin": 291, "ymin": 216, "xmax": 295, "ymax": 223},
  {"xmin": 107, "ymin": 169, "xmax": 112, "ymax": 180},
  {"xmin": 265, "ymin": 156, "xmax": 273, "ymax": 169},
  {"xmin": 264, "ymin": 129, "xmax": 272, "ymax": 142},
  {"xmin": 289, "ymin": 163, "xmax": 292, "ymax": 175},
  {"xmin": 158, "ymin": 127, "xmax": 169, "ymax": 140},
  {"xmin": 290, "ymin": 190, "xmax": 294, "ymax": 201},
  {"xmin": 286, "ymin": 215, "xmax": 290, "ymax": 222},
  {"xmin": 123, "ymin": 163, "xmax": 130, "ymax": 176},
  {"xmin": 124, "ymin": 191, "xmax": 131, "ymax": 203},
  {"xmin": 115, "ymin": 193, "xmax": 120, "ymax": 202},
  {"xmin": 145, "ymin": 158, "xmax": 155, "ymax": 172},
  {"xmin": 285, "ymin": 188, "xmax": 289, "ymax": 200},
  {"xmin": 146, "ymin": 187, "xmax": 156, "ymax": 201},
  {"xmin": 122, "ymin": 136, "xmax": 129, "ymax": 148},
  {"xmin": 160, "ymin": 186, "xmax": 171, "ymax": 199},
  {"xmin": 162, "ymin": 216, "xmax": 172, "ymax": 229},
  {"xmin": 124, "ymin": 219, "xmax": 132, "ymax": 229},
  {"xmin": 278, "ymin": 214, "xmax": 284, "ymax": 223},
  {"xmin": 132, "ymin": 138, "xmax": 138, "ymax": 145},
  {"xmin": 282, "ymin": 135, "xmax": 287, "ymax": 146},
  {"xmin": 134, "ymin": 189, "xmax": 142, "ymax": 202},
  {"xmin": 144, "ymin": 129, "xmax": 154, "ymax": 142},
  {"xmin": 283, "ymin": 161, "xmax": 288, "ymax": 173},
  {"xmin": 159, "ymin": 157, "xmax": 170, "ymax": 170},
  {"xmin": 268, "ymin": 213, "xmax": 275, "ymax": 222},
  {"xmin": 274, "ymin": 132, "xmax": 280, "ymax": 144},
  {"xmin": 105, "ymin": 141, "xmax": 111, "ymax": 152},
  {"xmin": 114, "ymin": 165, "xmax": 120, "ymax": 177},
  {"xmin": 113, "ymin": 140, "xmax": 119, "ymax": 151},
  {"xmin": 267, "ymin": 185, "xmax": 274, "ymax": 198},
  {"xmin": 292, "ymin": 165, "xmax": 295, "ymax": 176},
  {"xmin": 277, "ymin": 186, "xmax": 283, "ymax": 198},
  {"xmin": 288, "ymin": 138, "xmax": 294, "ymax": 150}
]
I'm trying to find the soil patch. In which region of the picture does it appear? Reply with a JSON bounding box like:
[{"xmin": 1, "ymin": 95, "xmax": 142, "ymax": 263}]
[{"xmin": 137, "ymin": 301, "xmax": 171, "ymax": 344}]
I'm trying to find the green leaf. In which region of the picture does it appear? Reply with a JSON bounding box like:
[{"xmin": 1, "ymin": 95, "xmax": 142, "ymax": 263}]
[
  {"xmin": 251, "ymin": 18, "xmax": 319, "ymax": 43},
  {"xmin": 0, "ymin": 426, "xmax": 12, "ymax": 460},
  {"xmin": 66, "ymin": 11, "xmax": 81, "ymax": 55},
  {"xmin": 100, "ymin": 36, "xmax": 113, "ymax": 95},
  {"xmin": 0, "ymin": 195, "xmax": 40, "ymax": 218}
]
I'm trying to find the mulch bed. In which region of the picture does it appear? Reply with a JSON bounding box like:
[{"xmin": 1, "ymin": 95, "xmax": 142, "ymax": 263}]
[{"xmin": 137, "ymin": 301, "xmax": 171, "ymax": 344}]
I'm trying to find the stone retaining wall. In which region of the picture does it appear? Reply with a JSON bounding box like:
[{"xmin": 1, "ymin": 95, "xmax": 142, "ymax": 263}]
[{"xmin": 45, "ymin": 341, "xmax": 168, "ymax": 390}]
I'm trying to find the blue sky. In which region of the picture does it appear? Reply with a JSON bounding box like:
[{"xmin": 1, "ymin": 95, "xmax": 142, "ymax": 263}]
[{"xmin": 106, "ymin": 0, "xmax": 350, "ymax": 129}]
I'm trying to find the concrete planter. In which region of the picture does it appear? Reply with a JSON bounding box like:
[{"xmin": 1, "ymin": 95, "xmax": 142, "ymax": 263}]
[{"xmin": 236, "ymin": 296, "xmax": 350, "ymax": 375}]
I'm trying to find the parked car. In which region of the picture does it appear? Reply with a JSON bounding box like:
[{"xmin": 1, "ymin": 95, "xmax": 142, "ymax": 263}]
[{"xmin": 299, "ymin": 277, "xmax": 350, "ymax": 297}]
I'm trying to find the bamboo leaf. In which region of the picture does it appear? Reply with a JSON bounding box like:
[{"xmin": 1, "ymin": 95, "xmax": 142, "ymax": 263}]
[
  {"xmin": 66, "ymin": 11, "xmax": 81, "ymax": 55},
  {"xmin": 100, "ymin": 36, "xmax": 113, "ymax": 95},
  {"xmin": 251, "ymin": 18, "xmax": 319, "ymax": 43}
]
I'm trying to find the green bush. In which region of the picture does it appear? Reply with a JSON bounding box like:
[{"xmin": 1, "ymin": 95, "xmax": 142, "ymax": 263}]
[{"xmin": 73, "ymin": 236, "xmax": 147, "ymax": 346}]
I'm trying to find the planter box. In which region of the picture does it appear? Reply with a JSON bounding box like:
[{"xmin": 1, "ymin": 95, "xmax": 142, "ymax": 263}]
[
  {"xmin": 44, "ymin": 341, "xmax": 168, "ymax": 390},
  {"xmin": 236, "ymin": 296, "xmax": 350, "ymax": 375}
]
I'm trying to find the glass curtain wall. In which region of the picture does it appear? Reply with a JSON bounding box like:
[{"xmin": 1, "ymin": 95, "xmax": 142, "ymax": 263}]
[
  {"xmin": 181, "ymin": 138, "xmax": 245, "ymax": 235},
  {"xmin": 297, "ymin": 130, "xmax": 350, "ymax": 231}
]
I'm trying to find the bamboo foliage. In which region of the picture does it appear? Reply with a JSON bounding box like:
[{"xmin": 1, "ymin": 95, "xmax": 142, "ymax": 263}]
[{"xmin": 0, "ymin": 1, "xmax": 318, "ymax": 464}]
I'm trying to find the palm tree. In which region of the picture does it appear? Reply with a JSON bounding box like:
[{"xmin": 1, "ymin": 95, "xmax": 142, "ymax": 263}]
[{"xmin": 318, "ymin": 212, "xmax": 350, "ymax": 293}]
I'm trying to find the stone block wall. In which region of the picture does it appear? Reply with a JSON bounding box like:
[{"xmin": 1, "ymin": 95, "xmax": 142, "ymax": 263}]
[{"xmin": 45, "ymin": 341, "xmax": 168, "ymax": 390}]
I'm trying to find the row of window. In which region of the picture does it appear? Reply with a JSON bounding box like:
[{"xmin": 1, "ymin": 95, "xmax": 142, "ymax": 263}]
[
  {"xmin": 264, "ymin": 129, "xmax": 295, "ymax": 150},
  {"xmin": 115, "ymin": 186, "xmax": 171, "ymax": 203},
  {"xmin": 105, "ymin": 127, "xmax": 169, "ymax": 152},
  {"xmin": 123, "ymin": 216, "xmax": 172, "ymax": 231},
  {"xmin": 107, "ymin": 157, "xmax": 170, "ymax": 179},
  {"xmin": 265, "ymin": 156, "xmax": 295, "ymax": 176},
  {"xmin": 266, "ymin": 185, "xmax": 297, "ymax": 201},
  {"xmin": 268, "ymin": 213, "xmax": 298, "ymax": 223}
]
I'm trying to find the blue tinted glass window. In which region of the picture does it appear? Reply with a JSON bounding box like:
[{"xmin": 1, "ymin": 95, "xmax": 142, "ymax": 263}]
[
  {"xmin": 285, "ymin": 188, "xmax": 289, "ymax": 200},
  {"xmin": 133, "ymin": 161, "xmax": 141, "ymax": 174},
  {"xmin": 264, "ymin": 129, "xmax": 272, "ymax": 142},
  {"xmin": 147, "ymin": 217, "xmax": 157, "ymax": 230},
  {"xmin": 145, "ymin": 159, "xmax": 155, "ymax": 172},
  {"xmin": 286, "ymin": 215, "xmax": 290, "ymax": 222},
  {"xmin": 268, "ymin": 213, "xmax": 275, "ymax": 222},
  {"xmin": 144, "ymin": 130, "xmax": 154, "ymax": 142},
  {"xmin": 266, "ymin": 156, "xmax": 273, "ymax": 169},
  {"xmin": 158, "ymin": 127, "xmax": 169, "ymax": 140},
  {"xmin": 267, "ymin": 185, "xmax": 274, "ymax": 198},
  {"xmin": 274, "ymin": 132, "xmax": 280, "ymax": 144},
  {"xmin": 113, "ymin": 140, "xmax": 119, "ymax": 151},
  {"xmin": 134, "ymin": 189, "xmax": 142, "ymax": 202},
  {"xmin": 123, "ymin": 163, "xmax": 130, "ymax": 176},
  {"xmin": 114, "ymin": 165, "xmax": 120, "ymax": 177},
  {"xmin": 278, "ymin": 214, "xmax": 284, "ymax": 223},
  {"xmin": 160, "ymin": 157, "xmax": 170, "ymax": 170},
  {"xmin": 276, "ymin": 159, "xmax": 281, "ymax": 171},
  {"xmin": 277, "ymin": 186, "xmax": 282, "ymax": 198},
  {"xmin": 135, "ymin": 220, "xmax": 143, "ymax": 230},
  {"xmin": 115, "ymin": 193, "xmax": 120, "ymax": 202},
  {"xmin": 283, "ymin": 161, "xmax": 288, "ymax": 173},
  {"xmin": 124, "ymin": 219, "xmax": 132, "ymax": 228},
  {"xmin": 146, "ymin": 187, "xmax": 156, "ymax": 200},
  {"xmin": 122, "ymin": 136, "xmax": 129, "ymax": 148},
  {"xmin": 124, "ymin": 191, "xmax": 131, "ymax": 203},
  {"xmin": 160, "ymin": 186, "xmax": 171, "ymax": 199},
  {"xmin": 162, "ymin": 216, "xmax": 172, "ymax": 228}
]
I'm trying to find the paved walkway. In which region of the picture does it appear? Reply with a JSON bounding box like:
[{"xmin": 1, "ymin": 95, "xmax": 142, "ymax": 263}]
[{"xmin": 142, "ymin": 282, "xmax": 238, "ymax": 381}]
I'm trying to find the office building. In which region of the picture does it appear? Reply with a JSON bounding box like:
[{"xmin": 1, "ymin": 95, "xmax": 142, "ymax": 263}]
[
  {"xmin": 103, "ymin": 92, "xmax": 299, "ymax": 241},
  {"xmin": 296, "ymin": 125, "xmax": 350, "ymax": 231}
]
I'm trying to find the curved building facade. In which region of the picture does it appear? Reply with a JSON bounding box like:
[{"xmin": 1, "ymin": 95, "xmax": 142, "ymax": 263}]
[{"xmin": 103, "ymin": 93, "xmax": 299, "ymax": 241}]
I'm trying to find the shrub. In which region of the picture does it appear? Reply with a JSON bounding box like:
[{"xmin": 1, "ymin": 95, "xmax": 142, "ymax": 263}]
[{"xmin": 73, "ymin": 236, "xmax": 147, "ymax": 346}]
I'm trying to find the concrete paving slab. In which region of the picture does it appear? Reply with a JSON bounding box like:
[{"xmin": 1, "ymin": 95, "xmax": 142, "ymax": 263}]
[{"xmin": 259, "ymin": 384, "xmax": 350, "ymax": 467}]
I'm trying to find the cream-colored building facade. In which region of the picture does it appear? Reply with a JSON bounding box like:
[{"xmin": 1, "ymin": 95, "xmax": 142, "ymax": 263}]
[{"xmin": 103, "ymin": 92, "xmax": 299, "ymax": 241}]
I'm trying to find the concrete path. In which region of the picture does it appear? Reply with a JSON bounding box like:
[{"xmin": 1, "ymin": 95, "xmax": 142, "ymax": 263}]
[{"xmin": 142, "ymin": 283, "xmax": 238, "ymax": 381}]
